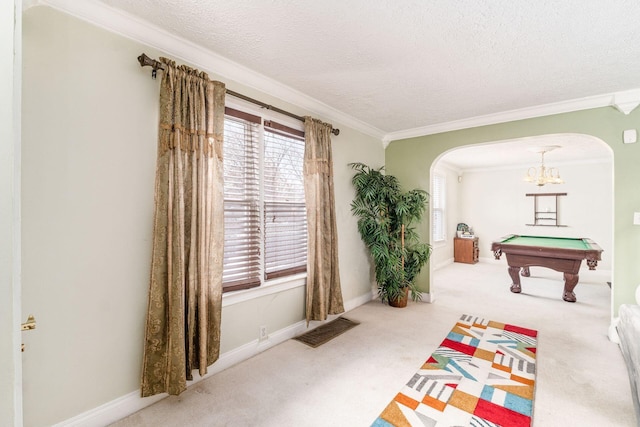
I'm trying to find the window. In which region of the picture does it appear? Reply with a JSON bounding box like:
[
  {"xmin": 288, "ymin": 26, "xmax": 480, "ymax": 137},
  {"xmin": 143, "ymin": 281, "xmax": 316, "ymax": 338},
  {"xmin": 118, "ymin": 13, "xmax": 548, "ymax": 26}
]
[
  {"xmin": 263, "ymin": 121, "xmax": 307, "ymax": 280},
  {"xmin": 432, "ymin": 174, "xmax": 446, "ymax": 242},
  {"xmin": 222, "ymin": 107, "xmax": 307, "ymax": 292}
]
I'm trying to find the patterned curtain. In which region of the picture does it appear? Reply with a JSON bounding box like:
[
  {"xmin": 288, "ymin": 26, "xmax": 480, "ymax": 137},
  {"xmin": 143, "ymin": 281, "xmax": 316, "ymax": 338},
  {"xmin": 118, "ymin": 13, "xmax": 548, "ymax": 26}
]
[
  {"xmin": 141, "ymin": 58, "xmax": 225, "ymax": 397},
  {"xmin": 303, "ymin": 117, "xmax": 345, "ymax": 323}
]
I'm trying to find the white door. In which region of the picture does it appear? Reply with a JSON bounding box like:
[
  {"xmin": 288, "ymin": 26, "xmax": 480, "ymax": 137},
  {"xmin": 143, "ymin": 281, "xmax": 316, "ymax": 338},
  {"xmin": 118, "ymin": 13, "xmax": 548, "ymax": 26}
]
[{"xmin": 0, "ymin": 1, "xmax": 24, "ymax": 426}]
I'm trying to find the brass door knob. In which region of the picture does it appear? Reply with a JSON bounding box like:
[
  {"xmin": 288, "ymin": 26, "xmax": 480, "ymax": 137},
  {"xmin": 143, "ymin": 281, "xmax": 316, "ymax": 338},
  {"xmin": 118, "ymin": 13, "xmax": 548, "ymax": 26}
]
[
  {"xmin": 21, "ymin": 315, "xmax": 36, "ymax": 331},
  {"xmin": 21, "ymin": 314, "xmax": 36, "ymax": 352}
]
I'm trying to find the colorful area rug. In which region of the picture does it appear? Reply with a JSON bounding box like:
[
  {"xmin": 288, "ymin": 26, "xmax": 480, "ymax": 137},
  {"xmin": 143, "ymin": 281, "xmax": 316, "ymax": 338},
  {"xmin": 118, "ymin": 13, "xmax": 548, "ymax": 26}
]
[{"xmin": 372, "ymin": 314, "xmax": 538, "ymax": 427}]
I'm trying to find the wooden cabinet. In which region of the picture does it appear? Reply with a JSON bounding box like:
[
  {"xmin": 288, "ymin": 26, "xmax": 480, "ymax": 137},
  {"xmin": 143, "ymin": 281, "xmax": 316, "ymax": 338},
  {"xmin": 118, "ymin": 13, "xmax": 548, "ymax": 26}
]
[{"xmin": 454, "ymin": 237, "xmax": 479, "ymax": 264}]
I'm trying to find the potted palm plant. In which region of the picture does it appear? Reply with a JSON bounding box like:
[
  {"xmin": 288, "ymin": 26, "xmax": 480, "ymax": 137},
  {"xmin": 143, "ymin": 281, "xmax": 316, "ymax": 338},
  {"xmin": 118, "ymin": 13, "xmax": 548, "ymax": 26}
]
[{"xmin": 349, "ymin": 163, "xmax": 431, "ymax": 307}]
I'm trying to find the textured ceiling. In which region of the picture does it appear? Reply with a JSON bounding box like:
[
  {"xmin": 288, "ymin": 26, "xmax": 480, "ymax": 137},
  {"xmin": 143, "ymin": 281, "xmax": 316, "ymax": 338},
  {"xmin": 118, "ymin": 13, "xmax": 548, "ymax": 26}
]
[
  {"xmin": 96, "ymin": 0, "xmax": 640, "ymax": 135},
  {"xmin": 438, "ymin": 133, "xmax": 612, "ymax": 171},
  {"xmin": 88, "ymin": 0, "xmax": 636, "ymax": 166}
]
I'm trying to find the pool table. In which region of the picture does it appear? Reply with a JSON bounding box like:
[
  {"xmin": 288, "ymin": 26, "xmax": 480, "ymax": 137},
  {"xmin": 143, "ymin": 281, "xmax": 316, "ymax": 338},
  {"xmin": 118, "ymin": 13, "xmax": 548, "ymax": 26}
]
[{"xmin": 491, "ymin": 234, "xmax": 603, "ymax": 303}]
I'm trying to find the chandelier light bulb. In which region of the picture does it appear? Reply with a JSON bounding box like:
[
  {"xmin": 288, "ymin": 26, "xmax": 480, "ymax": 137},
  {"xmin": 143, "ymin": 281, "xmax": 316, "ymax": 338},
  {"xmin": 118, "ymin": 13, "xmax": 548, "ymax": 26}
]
[{"xmin": 523, "ymin": 147, "xmax": 564, "ymax": 186}]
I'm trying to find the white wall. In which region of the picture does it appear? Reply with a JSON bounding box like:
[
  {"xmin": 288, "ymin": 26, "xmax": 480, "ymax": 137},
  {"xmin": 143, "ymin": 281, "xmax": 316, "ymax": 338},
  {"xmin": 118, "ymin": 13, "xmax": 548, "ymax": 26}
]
[
  {"xmin": 433, "ymin": 158, "xmax": 613, "ymax": 270},
  {"xmin": 22, "ymin": 6, "xmax": 381, "ymax": 426}
]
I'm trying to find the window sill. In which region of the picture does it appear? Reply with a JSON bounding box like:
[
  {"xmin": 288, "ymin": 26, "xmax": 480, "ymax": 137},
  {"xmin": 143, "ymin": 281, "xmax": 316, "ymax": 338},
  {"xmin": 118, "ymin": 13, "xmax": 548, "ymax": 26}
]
[
  {"xmin": 222, "ymin": 273, "xmax": 307, "ymax": 307},
  {"xmin": 432, "ymin": 239, "xmax": 447, "ymax": 249}
]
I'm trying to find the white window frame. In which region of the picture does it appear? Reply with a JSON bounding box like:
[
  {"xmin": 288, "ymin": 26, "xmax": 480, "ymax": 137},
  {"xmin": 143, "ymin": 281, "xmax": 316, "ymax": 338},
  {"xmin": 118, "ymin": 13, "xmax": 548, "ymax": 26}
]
[
  {"xmin": 432, "ymin": 173, "xmax": 446, "ymax": 243},
  {"xmin": 221, "ymin": 98, "xmax": 308, "ymax": 305}
]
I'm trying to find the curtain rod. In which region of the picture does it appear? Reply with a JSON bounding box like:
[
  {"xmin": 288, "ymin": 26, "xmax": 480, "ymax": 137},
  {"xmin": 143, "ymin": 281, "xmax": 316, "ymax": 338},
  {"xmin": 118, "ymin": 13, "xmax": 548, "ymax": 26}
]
[{"xmin": 137, "ymin": 53, "xmax": 340, "ymax": 136}]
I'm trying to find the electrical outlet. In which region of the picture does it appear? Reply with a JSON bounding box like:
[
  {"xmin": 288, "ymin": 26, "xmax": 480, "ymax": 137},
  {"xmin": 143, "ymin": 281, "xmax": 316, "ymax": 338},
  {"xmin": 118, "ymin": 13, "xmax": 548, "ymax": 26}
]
[{"xmin": 259, "ymin": 325, "xmax": 268, "ymax": 341}]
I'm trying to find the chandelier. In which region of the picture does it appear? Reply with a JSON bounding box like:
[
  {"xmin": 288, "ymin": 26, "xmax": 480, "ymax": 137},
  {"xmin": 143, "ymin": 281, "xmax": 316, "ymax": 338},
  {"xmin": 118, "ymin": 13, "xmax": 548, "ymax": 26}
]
[{"xmin": 523, "ymin": 146, "xmax": 564, "ymax": 186}]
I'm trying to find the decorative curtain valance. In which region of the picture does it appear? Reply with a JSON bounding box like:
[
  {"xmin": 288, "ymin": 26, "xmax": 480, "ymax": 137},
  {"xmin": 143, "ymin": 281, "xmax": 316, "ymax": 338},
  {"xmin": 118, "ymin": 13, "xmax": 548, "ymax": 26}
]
[{"xmin": 141, "ymin": 57, "xmax": 225, "ymax": 397}]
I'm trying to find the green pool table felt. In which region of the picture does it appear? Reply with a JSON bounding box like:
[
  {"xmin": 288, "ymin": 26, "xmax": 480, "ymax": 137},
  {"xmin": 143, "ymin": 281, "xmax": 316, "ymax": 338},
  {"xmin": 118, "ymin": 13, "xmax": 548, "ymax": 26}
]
[{"xmin": 500, "ymin": 235, "xmax": 590, "ymax": 250}]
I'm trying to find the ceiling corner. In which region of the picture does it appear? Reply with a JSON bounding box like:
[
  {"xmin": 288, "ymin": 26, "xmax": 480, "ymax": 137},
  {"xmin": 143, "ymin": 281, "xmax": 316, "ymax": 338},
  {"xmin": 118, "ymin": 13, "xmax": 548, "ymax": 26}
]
[{"xmin": 612, "ymin": 89, "xmax": 640, "ymax": 115}]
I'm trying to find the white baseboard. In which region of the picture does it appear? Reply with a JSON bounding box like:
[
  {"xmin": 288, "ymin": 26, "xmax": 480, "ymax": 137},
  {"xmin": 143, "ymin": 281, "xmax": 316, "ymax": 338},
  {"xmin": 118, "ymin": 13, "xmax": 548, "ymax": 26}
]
[
  {"xmin": 432, "ymin": 257, "xmax": 454, "ymax": 271},
  {"xmin": 53, "ymin": 291, "xmax": 374, "ymax": 427},
  {"xmin": 609, "ymin": 317, "xmax": 621, "ymax": 344},
  {"xmin": 421, "ymin": 292, "xmax": 434, "ymax": 303},
  {"xmin": 344, "ymin": 288, "xmax": 376, "ymax": 312}
]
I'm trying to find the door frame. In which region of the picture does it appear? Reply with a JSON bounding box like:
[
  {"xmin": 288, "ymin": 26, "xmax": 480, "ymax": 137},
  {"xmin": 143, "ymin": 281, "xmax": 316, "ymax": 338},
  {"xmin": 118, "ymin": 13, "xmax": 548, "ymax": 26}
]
[{"xmin": 1, "ymin": 0, "xmax": 23, "ymax": 425}]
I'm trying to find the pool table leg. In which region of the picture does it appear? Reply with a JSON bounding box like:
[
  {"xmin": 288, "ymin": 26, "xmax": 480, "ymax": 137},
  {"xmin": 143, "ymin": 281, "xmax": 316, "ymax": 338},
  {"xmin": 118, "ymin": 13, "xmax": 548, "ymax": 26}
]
[
  {"xmin": 508, "ymin": 266, "xmax": 522, "ymax": 293},
  {"xmin": 521, "ymin": 266, "xmax": 530, "ymax": 277},
  {"xmin": 563, "ymin": 273, "xmax": 579, "ymax": 303}
]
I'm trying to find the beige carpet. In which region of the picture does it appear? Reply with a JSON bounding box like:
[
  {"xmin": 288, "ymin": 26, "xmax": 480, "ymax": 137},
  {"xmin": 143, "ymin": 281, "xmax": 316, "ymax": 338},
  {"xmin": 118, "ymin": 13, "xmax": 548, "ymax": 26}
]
[{"xmin": 111, "ymin": 261, "xmax": 635, "ymax": 426}]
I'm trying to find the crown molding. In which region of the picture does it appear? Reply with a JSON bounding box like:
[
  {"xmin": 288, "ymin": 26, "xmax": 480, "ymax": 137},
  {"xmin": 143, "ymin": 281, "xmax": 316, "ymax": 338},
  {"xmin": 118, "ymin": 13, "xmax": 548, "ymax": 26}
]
[
  {"xmin": 612, "ymin": 89, "xmax": 640, "ymax": 115},
  {"xmin": 461, "ymin": 157, "xmax": 612, "ymax": 174},
  {"xmin": 384, "ymin": 88, "xmax": 640, "ymax": 144},
  {"xmin": 24, "ymin": 1, "xmax": 640, "ymax": 148},
  {"xmin": 27, "ymin": 0, "xmax": 386, "ymax": 142},
  {"xmin": 433, "ymin": 160, "xmax": 462, "ymax": 176}
]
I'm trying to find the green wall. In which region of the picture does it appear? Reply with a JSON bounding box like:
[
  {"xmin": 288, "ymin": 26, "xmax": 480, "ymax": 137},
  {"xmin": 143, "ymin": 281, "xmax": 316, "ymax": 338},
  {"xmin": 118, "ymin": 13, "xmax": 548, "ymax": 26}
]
[{"xmin": 385, "ymin": 106, "xmax": 640, "ymax": 315}]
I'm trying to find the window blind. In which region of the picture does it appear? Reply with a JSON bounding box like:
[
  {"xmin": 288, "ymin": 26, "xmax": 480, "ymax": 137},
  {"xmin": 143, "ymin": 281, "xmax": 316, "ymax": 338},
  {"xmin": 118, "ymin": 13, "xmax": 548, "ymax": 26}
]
[
  {"xmin": 222, "ymin": 109, "xmax": 307, "ymax": 292},
  {"xmin": 222, "ymin": 114, "xmax": 261, "ymax": 291},
  {"xmin": 432, "ymin": 174, "xmax": 446, "ymax": 242},
  {"xmin": 263, "ymin": 123, "xmax": 307, "ymax": 279}
]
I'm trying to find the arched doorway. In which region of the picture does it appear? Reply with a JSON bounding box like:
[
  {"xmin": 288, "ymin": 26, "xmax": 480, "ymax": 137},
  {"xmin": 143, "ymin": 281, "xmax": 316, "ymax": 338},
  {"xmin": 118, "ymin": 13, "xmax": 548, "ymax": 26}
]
[{"xmin": 429, "ymin": 133, "xmax": 613, "ymax": 311}]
